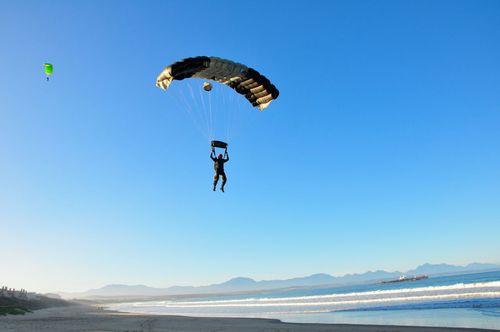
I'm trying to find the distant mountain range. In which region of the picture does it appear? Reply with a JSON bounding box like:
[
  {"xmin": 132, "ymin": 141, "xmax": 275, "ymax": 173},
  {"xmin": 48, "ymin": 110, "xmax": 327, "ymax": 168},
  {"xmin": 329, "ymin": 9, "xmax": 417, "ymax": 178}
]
[{"xmin": 59, "ymin": 262, "xmax": 500, "ymax": 299}]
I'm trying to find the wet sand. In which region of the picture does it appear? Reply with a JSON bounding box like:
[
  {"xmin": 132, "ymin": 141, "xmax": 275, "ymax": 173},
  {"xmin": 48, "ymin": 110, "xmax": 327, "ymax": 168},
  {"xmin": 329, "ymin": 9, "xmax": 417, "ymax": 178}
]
[{"xmin": 0, "ymin": 305, "xmax": 496, "ymax": 332}]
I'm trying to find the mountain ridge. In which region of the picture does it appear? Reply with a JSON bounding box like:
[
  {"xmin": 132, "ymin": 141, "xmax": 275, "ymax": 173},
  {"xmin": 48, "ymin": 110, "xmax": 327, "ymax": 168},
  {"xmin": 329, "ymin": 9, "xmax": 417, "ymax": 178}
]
[{"xmin": 59, "ymin": 262, "xmax": 500, "ymax": 299}]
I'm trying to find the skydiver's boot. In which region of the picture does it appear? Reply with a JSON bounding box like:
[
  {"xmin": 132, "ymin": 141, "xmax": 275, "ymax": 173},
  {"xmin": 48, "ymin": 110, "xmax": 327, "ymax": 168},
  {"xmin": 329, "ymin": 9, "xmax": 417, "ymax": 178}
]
[{"xmin": 221, "ymin": 186, "xmax": 225, "ymax": 193}]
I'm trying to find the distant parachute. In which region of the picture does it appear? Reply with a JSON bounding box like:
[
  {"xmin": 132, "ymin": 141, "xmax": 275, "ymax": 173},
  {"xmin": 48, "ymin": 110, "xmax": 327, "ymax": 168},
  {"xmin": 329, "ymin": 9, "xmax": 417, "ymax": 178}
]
[
  {"xmin": 44, "ymin": 63, "xmax": 53, "ymax": 81},
  {"xmin": 156, "ymin": 56, "xmax": 279, "ymax": 110}
]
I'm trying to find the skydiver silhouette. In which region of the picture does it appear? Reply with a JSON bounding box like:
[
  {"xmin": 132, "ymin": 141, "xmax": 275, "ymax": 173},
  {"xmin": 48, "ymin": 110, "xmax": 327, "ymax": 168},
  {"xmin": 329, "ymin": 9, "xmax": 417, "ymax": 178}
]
[{"xmin": 211, "ymin": 148, "xmax": 229, "ymax": 192}]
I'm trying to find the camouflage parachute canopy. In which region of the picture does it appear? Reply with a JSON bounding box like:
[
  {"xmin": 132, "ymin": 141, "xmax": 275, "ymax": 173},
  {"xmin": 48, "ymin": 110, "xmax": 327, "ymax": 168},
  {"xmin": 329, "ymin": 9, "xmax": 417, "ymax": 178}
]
[{"xmin": 156, "ymin": 56, "xmax": 279, "ymax": 110}]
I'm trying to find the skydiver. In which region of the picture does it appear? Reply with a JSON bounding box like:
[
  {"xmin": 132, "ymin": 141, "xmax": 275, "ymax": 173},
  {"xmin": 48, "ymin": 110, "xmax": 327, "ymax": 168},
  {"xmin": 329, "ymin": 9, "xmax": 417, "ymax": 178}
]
[{"xmin": 211, "ymin": 147, "xmax": 229, "ymax": 192}]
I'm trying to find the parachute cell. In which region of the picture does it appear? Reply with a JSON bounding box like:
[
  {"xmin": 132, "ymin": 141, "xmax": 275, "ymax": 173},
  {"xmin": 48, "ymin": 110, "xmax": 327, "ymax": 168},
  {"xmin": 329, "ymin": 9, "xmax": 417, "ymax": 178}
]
[{"xmin": 156, "ymin": 56, "xmax": 279, "ymax": 110}]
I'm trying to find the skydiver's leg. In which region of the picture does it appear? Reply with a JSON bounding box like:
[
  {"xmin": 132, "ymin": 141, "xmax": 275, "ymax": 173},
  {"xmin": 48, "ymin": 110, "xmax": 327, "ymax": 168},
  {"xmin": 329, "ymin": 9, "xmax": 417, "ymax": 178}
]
[
  {"xmin": 213, "ymin": 173, "xmax": 219, "ymax": 191},
  {"xmin": 221, "ymin": 173, "xmax": 227, "ymax": 192}
]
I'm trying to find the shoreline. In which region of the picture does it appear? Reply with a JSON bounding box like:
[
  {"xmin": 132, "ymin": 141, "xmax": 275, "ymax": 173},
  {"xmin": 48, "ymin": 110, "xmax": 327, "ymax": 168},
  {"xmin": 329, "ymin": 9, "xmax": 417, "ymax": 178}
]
[{"xmin": 0, "ymin": 305, "xmax": 498, "ymax": 332}]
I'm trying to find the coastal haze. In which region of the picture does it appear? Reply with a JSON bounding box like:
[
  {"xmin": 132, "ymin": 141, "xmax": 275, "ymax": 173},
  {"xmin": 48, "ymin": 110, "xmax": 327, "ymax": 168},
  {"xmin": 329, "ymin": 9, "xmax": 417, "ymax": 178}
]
[
  {"xmin": 107, "ymin": 271, "xmax": 500, "ymax": 330},
  {"xmin": 59, "ymin": 262, "xmax": 500, "ymax": 299},
  {"xmin": 55, "ymin": 263, "xmax": 500, "ymax": 330}
]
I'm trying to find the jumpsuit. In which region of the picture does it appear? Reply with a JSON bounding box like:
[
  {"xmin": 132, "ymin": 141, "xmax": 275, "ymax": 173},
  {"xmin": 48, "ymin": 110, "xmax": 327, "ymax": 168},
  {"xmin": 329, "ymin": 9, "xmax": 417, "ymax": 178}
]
[{"xmin": 211, "ymin": 153, "xmax": 229, "ymax": 189}]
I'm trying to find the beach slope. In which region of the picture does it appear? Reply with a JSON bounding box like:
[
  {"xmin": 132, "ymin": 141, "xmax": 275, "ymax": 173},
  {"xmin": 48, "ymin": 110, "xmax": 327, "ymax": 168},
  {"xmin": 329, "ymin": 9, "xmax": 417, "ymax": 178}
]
[{"xmin": 0, "ymin": 305, "xmax": 497, "ymax": 332}]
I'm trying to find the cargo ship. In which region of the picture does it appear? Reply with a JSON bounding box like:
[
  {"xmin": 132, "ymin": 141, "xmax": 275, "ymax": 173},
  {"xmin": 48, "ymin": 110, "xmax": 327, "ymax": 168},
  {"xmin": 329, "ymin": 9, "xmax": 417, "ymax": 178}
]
[{"xmin": 381, "ymin": 275, "xmax": 428, "ymax": 284}]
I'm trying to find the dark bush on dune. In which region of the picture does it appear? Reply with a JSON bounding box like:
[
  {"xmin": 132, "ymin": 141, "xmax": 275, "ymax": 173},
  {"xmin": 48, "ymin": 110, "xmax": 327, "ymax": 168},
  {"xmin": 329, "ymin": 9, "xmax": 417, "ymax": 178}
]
[{"xmin": 0, "ymin": 295, "xmax": 70, "ymax": 316}]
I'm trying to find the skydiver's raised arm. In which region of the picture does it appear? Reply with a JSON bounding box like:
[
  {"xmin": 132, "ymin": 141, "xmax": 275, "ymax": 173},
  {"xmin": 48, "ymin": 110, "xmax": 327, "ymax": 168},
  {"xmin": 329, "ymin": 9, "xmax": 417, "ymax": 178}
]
[
  {"xmin": 210, "ymin": 150, "xmax": 216, "ymax": 161},
  {"xmin": 224, "ymin": 150, "xmax": 229, "ymax": 162}
]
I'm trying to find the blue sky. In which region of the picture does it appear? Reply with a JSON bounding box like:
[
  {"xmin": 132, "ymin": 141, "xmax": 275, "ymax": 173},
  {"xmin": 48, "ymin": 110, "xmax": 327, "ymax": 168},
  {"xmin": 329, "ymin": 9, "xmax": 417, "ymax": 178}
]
[{"xmin": 1, "ymin": 0, "xmax": 499, "ymax": 293}]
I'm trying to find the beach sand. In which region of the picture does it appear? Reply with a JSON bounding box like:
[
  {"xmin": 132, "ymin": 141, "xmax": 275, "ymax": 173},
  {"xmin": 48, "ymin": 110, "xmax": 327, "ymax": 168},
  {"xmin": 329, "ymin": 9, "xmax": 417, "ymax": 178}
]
[{"xmin": 0, "ymin": 305, "xmax": 496, "ymax": 332}]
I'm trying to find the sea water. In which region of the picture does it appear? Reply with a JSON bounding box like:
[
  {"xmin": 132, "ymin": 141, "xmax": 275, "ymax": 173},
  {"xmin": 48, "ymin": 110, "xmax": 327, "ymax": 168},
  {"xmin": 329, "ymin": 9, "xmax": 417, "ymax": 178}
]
[{"xmin": 109, "ymin": 271, "xmax": 500, "ymax": 330}]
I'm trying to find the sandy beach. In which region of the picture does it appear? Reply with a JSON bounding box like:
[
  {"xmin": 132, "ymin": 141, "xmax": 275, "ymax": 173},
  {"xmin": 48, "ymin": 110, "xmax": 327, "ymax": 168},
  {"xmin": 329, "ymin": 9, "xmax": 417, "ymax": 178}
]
[{"xmin": 0, "ymin": 305, "xmax": 497, "ymax": 332}]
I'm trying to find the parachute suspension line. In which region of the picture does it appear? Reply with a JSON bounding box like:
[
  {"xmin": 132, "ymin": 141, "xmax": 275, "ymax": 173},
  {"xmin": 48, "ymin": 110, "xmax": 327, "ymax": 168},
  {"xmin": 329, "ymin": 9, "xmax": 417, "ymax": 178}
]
[
  {"xmin": 197, "ymin": 85, "xmax": 211, "ymax": 141},
  {"xmin": 227, "ymin": 90, "xmax": 240, "ymax": 142},
  {"xmin": 213, "ymin": 86, "xmax": 219, "ymax": 141},
  {"xmin": 233, "ymin": 90, "xmax": 241, "ymax": 140},
  {"xmin": 208, "ymin": 88, "xmax": 214, "ymax": 143},
  {"xmin": 228, "ymin": 87, "xmax": 232, "ymax": 141},
  {"xmin": 198, "ymin": 82, "xmax": 213, "ymax": 141},
  {"xmin": 222, "ymin": 84, "xmax": 228, "ymax": 141},
  {"xmin": 226, "ymin": 86, "xmax": 236, "ymax": 142},
  {"xmin": 187, "ymin": 82, "xmax": 210, "ymax": 140},
  {"xmin": 174, "ymin": 92, "xmax": 203, "ymax": 137},
  {"xmin": 225, "ymin": 90, "xmax": 229, "ymax": 141},
  {"xmin": 175, "ymin": 85, "xmax": 208, "ymax": 138},
  {"xmin": 232, "ymin": 95, "xmax": 245, "ymax": 141},
  {"xmin": 186, "ymin": 82, "xmax": 205, "ymax": 134},
  {"xmin": 179, "ymin": 87, "xmax": 208, "ymax": 138},
  {"xmin": 230, "ymin": 95, "xmax": 238, "ymax": 141},
  {"xmin": 187, "ymin": 83, "xmax": 211, "ymax": 139}
]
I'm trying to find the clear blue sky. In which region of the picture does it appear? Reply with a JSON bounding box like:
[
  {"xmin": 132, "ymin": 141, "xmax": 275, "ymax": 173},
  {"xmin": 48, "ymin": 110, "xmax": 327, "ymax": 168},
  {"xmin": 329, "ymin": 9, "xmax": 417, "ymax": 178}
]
[{"xmin": 1, "ymin": 0, "xmax": 499, "ymax": 293}]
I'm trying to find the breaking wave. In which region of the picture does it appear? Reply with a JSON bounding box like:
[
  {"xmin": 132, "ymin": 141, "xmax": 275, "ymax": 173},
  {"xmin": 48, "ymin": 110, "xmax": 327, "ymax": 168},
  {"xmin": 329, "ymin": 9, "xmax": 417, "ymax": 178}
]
[{"xmin": 110, "ymin": 280, "xmax": 500, "ymax": 316}]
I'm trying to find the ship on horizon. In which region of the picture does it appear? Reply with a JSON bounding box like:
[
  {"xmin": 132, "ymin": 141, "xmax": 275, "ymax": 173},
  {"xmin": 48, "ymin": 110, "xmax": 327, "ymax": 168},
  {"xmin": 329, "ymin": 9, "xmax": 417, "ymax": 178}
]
[{"xmin": 381, "ymin": 275, "xmax": 429, "ymax": 284}]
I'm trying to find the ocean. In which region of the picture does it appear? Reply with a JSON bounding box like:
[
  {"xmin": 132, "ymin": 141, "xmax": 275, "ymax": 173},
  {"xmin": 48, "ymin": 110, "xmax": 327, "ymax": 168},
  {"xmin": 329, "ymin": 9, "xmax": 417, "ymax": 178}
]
[{"xmin": 109, "ymin": 271, "xmax": 500, "ymax": 330}]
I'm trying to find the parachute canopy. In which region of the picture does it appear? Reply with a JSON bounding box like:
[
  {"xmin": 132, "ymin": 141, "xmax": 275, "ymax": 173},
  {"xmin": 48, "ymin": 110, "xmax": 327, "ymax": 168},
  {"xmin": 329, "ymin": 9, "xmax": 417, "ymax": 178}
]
[
  {"xmin": 156, "ymin": 56, "xmax": 279, "ymax": 110},
  {"xmin": 44, "ymin": 63, "xmax": 53, "ymax": 76}
]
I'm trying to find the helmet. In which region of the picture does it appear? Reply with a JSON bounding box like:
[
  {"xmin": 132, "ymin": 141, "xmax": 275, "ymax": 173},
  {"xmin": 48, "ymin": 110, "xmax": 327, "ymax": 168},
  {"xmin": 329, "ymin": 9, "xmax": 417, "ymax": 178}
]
[{"xmin": 218, "ymin": 154, "xmax": 223, "ymax": 159}]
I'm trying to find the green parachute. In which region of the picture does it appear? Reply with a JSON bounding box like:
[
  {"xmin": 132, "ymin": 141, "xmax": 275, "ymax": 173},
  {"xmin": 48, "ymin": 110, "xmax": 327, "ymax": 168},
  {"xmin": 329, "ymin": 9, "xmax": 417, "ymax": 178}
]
[{"xmin": 44, "ymin": 63, "xmax": 53, "ymax": 81}]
